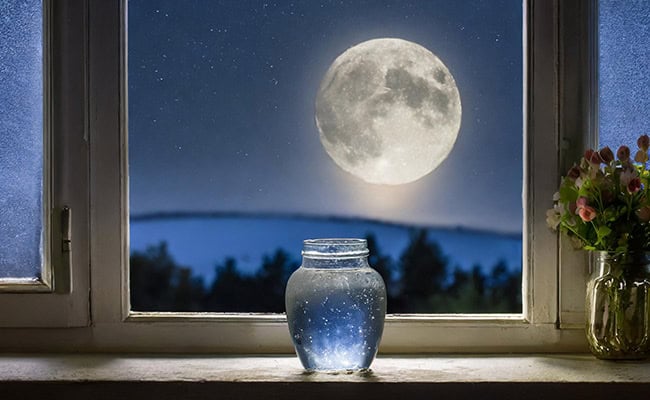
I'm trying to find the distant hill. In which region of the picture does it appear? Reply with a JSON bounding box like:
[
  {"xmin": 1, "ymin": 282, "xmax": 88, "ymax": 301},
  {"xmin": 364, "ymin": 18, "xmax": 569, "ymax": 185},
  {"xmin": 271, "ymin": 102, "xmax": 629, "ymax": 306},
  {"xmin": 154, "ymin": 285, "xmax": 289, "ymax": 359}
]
[{"xmin": 130, "ymin": 212, "xmax": 522, "ymax": 281}]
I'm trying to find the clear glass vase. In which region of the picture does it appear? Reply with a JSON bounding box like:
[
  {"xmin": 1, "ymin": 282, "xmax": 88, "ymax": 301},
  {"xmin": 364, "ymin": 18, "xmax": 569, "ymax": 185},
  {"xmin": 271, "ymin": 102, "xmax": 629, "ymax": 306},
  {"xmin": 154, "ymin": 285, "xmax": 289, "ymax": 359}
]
[
  {"xmin": 285, "ymin": 239, "xmax": 387, "ymax": 372},
  {"xmin": 586, "ymin": 251, "xmax": 650, "ymax": 360}
]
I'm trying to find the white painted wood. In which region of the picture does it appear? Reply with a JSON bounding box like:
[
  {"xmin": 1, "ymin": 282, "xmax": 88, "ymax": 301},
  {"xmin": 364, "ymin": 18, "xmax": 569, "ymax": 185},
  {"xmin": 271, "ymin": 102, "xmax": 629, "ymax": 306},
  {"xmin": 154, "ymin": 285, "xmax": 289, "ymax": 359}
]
[
  {"xmin": 0, "ymin": 316, "xmax": 586, "ymax": 354},
  {"xmin": 79, "ymin": 0, "xmax": 585, "ymax": 352},
  {"xmin": 557, "ymin": 0, "xmax": 598, "ymax": 329},
  {"xmin": 524, "ymin": 0, "xmax": 560, "ymax": 326},
  {"xmin": 0, "ymin": 0, "xmax": 596, "ymax": 350},
  {"xmin": 88, "ymin": 0, "xmax": 127, "ymax": 326}
]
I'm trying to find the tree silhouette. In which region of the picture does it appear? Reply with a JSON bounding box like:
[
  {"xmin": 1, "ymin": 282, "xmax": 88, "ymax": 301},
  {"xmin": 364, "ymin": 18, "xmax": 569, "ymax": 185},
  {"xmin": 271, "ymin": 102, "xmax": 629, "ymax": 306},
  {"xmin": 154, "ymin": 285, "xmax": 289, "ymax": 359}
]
[
  {"xmin": 129, "ymin": 232, "xmax": 522, "ymax": 314},
  {"xmin": 486, "ymin": 260, "xmax": 522, "ymax": 313},
  {"xmin": 206, "ymin": 258, "xmax": 256, "ymax": 311},
  {"xmin": 254, "ymin": 249, "xmax": 299, "ymax": 312},
  {"xmin": 365, "ymin": 233, "xmax": 393, "ymax": 290},
  {"xmin": 394, "ymin": 229, "xmax": 448, "ymax": 312},
  {"xmin": 130, "ymin": 242, "xmax": 205, "ymax": 311},
  {"xmin": 441, "ymin": 265, "xmax": 489, "ymax": 312},
  {"xmin": 441, "ymin": 262, "xmax": 521, "ymax": 313}
]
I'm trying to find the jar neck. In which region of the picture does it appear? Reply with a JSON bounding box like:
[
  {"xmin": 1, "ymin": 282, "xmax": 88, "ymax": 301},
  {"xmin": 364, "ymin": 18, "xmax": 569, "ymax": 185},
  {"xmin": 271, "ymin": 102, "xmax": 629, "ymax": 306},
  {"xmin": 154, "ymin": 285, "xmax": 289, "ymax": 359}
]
[
  {"xmin": 301, "ymin": 238, "xmax": 369, "ymax": 269},
  {"xmin": 302, "ymin": 255, "xmax": 369, "ymax": 269},
  {"xmin": 593, "ymin": 251, "xmax": 650, "ymax": 264},
  {"xmin": 592, "ymin": 251, "xmax": 650, "ymax": 275}
]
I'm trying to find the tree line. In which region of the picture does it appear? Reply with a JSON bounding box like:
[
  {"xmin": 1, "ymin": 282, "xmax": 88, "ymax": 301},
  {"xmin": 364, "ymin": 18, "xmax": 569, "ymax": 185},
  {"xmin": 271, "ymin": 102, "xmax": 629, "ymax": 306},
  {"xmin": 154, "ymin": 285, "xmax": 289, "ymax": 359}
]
[{"xmin": 130, "ymin": 229, "xmax": 521, "ymax": 313}]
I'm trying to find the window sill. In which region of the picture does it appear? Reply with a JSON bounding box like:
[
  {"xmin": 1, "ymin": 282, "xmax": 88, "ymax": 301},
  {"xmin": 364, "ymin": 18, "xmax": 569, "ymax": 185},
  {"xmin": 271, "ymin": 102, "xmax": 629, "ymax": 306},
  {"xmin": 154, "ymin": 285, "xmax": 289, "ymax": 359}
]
[{"xmin": 2, "ymin": 354, "xmax": 649, "ymax": 399}]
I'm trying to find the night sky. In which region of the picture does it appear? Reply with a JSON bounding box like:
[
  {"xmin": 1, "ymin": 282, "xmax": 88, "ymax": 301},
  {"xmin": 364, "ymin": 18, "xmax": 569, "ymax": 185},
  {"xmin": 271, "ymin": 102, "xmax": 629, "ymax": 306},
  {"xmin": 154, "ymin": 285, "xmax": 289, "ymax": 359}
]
[{"xmin": 128, "ymin": 0, "xmax": 522, "ymax": 234}]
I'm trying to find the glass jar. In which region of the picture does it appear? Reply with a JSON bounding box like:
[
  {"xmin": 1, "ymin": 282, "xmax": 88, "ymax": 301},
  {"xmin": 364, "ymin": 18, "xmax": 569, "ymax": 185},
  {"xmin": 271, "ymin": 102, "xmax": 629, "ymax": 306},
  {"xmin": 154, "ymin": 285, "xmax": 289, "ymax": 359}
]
[
  {"xmin": 586, "ymin": 251, "xmax": 650, "ymax": 360},
  {"xmin": 285, "ymin": 238, "xmax": 387, "ymax": 372}
]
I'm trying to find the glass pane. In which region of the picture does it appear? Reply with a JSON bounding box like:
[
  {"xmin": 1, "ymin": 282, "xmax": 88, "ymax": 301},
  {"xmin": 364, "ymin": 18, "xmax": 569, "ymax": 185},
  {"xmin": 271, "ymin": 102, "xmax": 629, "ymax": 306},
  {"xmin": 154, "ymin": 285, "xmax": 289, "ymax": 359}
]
[
  {"xmin": 0, "ymin": 0, "xmax": 43, "ymax": 279},
  {"xmin": 598, "ymin": 0, "xmax": 650, "ymax": 149},
  {"xmin": 128, "ymin": 0, "xmax": 523, "ymax": 313}
]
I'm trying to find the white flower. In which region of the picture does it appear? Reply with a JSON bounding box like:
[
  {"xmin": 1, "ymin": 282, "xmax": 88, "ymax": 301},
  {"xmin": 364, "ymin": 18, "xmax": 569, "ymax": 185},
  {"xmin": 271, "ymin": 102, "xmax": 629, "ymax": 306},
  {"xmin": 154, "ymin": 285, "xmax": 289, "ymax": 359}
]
[
  {"xmin": 546, "ymin": 208, "xmax": 561, "ymax": 230},
  {"xmin": 620, "ymin": 168, "xmax": 638, "ymax": 187}
]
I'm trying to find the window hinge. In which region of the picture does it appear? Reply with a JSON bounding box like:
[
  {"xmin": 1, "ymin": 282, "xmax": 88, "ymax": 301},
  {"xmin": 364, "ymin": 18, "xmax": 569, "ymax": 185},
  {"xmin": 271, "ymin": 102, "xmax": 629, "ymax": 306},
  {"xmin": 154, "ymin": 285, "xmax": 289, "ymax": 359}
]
[
  {"xmin": 54, "ymin": 206, "xmax": 72, "ymax": 293},
  {"xmin": 62, "ymin": 206, "xmax": 72, "ymax": 253}
]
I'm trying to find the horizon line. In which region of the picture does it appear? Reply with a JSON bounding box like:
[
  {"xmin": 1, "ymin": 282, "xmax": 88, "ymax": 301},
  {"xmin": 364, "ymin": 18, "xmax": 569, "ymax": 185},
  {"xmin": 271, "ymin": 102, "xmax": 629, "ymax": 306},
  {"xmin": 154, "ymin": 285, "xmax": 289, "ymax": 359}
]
[{"xmin": 129, "ymin": 210, "xmax": 522, "ymax": 240}]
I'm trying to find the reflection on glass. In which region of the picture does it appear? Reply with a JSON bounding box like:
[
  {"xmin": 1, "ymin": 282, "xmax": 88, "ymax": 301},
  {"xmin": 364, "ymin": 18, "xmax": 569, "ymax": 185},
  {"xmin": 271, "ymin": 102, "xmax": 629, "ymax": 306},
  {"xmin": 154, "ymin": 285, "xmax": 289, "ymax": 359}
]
[
  {"xmin": 128, "ymin": 0, "xmax": 523, "ymax": 313},
  {"xmin": 0, "ymin": 0, "xmax": 43, "ymax": 279}
]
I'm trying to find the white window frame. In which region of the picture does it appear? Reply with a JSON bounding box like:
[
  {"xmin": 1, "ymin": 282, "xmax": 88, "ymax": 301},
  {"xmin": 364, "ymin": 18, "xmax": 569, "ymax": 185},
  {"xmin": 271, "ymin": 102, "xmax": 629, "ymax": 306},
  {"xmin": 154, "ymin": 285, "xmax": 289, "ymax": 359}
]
[
  {"xmin": 0, "ymin": 0, "xmax": 596, "ymax": 352},
  {"xmin": 0, "ymin": 0, "xmax": 89, "ymax": 328}
]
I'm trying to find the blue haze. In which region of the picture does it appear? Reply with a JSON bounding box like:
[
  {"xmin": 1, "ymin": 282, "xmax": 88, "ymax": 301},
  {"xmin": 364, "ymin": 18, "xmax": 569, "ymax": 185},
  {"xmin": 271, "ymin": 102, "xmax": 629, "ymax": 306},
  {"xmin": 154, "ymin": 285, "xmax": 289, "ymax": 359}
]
[{"xmin": 130, "ymin": 215, "xmax": 522, "ymax": 283}]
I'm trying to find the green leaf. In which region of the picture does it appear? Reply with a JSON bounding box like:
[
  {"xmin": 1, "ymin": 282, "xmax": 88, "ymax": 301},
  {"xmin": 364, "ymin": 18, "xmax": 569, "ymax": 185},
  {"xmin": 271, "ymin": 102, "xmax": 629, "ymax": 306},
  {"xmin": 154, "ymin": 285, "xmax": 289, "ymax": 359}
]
[
  {"xmin": 559, "ymin": 185, "xmax": 579, "ymax": 203},
  {"xmin": 597, "ymin": 225, "xmax": 612, "ymax": 239}
]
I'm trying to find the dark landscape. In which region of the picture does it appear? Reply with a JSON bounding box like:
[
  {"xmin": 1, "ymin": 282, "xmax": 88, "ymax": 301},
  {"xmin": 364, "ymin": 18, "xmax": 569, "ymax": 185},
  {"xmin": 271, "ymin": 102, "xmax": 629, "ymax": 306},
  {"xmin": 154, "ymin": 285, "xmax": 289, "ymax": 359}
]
[{"xmin": 130, "ymin": 213, "xmax": 522, "ymax": 314}]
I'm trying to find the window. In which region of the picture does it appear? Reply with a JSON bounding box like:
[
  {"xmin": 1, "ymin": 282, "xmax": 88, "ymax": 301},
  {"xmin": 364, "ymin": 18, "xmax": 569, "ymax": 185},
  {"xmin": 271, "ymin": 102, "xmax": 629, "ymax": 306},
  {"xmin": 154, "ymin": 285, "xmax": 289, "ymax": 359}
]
[
  {"xmin": 0, "ymin": 0, "xmax": 88, "ymax": 327},
  {"xmin": 0, "ymin": 0, "xmax": 591, "ymax": 353},
  {"xmin": 127, "ymin": 0, "xmax": 523, "ymax": 314},
  {"xmin": 557, "ymin": 0, "xmax": 650, "ymax": 329}
]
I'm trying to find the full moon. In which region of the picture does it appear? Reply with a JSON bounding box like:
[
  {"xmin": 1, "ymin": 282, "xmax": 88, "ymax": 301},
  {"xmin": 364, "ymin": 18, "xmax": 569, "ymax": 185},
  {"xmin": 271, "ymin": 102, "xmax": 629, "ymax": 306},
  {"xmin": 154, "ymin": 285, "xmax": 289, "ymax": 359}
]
[{"xmin": 315, "ymin": 38, "xmax": 462, "ymax": 185}]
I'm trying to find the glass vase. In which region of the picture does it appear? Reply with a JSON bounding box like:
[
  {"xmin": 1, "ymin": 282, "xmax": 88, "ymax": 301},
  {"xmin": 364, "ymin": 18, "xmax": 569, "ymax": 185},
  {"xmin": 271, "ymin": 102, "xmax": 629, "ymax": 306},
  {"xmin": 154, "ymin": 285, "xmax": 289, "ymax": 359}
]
[
  {"xmin": 586, "ymin": 251, "xmax": 650, "ymax": 360},
  {"xmin": 285, "ymin": 238, "xmax": 387, "ymax": 372}
]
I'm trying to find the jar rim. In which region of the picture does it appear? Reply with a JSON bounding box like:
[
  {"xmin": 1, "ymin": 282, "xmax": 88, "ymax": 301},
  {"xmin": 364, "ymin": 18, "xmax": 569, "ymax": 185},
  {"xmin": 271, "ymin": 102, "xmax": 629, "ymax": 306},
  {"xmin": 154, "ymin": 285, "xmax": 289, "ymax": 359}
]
[
  {"xmin": 592, "ymin": 250, "xmax": 650, "ymax": 263},
  {"xmin": 302, "ymin": 238, "xmax": 369, "ymax": 258},
  {"xmin": 592, "ymin": 250, "xmax": 650, "ymax": 256}
]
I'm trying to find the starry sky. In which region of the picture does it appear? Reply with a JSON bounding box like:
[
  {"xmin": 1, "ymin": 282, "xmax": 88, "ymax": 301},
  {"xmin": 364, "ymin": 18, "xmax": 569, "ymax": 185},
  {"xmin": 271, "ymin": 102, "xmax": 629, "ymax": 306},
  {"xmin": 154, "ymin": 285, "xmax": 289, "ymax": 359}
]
[{"xmin": 128, "ymin": 0, "xmax": 523, "ymax": 234}]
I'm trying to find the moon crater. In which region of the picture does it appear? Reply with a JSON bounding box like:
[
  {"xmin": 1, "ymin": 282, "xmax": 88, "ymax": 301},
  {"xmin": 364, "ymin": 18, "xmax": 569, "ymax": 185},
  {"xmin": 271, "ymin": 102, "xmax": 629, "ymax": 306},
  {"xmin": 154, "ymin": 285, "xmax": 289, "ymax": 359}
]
[{"xmin": 315, "ymin": 38, "xmax": 462, "ymax": 185}]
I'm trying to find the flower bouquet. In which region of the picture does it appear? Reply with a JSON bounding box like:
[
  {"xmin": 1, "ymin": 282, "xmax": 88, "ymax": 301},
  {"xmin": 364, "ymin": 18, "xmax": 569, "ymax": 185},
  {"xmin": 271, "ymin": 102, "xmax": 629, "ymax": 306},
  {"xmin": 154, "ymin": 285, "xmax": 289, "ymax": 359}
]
[{"xmin": 548, "ymin": 135, "xmax": 650, "ymax": 359}]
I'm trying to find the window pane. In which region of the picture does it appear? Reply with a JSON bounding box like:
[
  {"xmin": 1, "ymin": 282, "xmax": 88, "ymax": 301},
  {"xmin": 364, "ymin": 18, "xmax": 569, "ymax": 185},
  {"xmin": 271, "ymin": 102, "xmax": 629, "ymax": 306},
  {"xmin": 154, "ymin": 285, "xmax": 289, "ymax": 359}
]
[
  {"xmin": 598, "ymin": 0, "xmax": 650, "ymax": 149},
  {"xmin": 128, "ymin": 0, "xmax": 523, "ymax": 313},
  {"xmin": 0, "ymin": 0, "xmax": 43, "ymax": 279}
]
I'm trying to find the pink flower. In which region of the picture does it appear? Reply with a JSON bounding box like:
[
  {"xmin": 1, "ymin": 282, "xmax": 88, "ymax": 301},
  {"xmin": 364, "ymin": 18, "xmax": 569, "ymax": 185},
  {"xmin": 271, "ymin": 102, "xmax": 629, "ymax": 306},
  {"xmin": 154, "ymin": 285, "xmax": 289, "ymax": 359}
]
[
  {"xmin": 569, "ymin": 201, "xmax": 578, "ymax": 215},
  {"xmin": 578, "ymin": 205, "xmax": 597, "ymax": 222},
  {"xmin": 628, "ymin": 177, "xmax": 642, "ymax": 194},
  {"xmin": 576, "ymin": 197, "xmax": 588, "ymax": 209},
  {"xmin": 599, "ymin": 146, "xmax": 615, "ymax": 163},
  {"xmin": 638, "ymin": 206, "xmax": 650, "ymax": 222},
  {"xmin": 638, "ymin": 134, "xmax": 650, "ymax": 151},
  {"xmin": 618, "ymin": 145, "xmax": 631, "ymax": 161}
]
